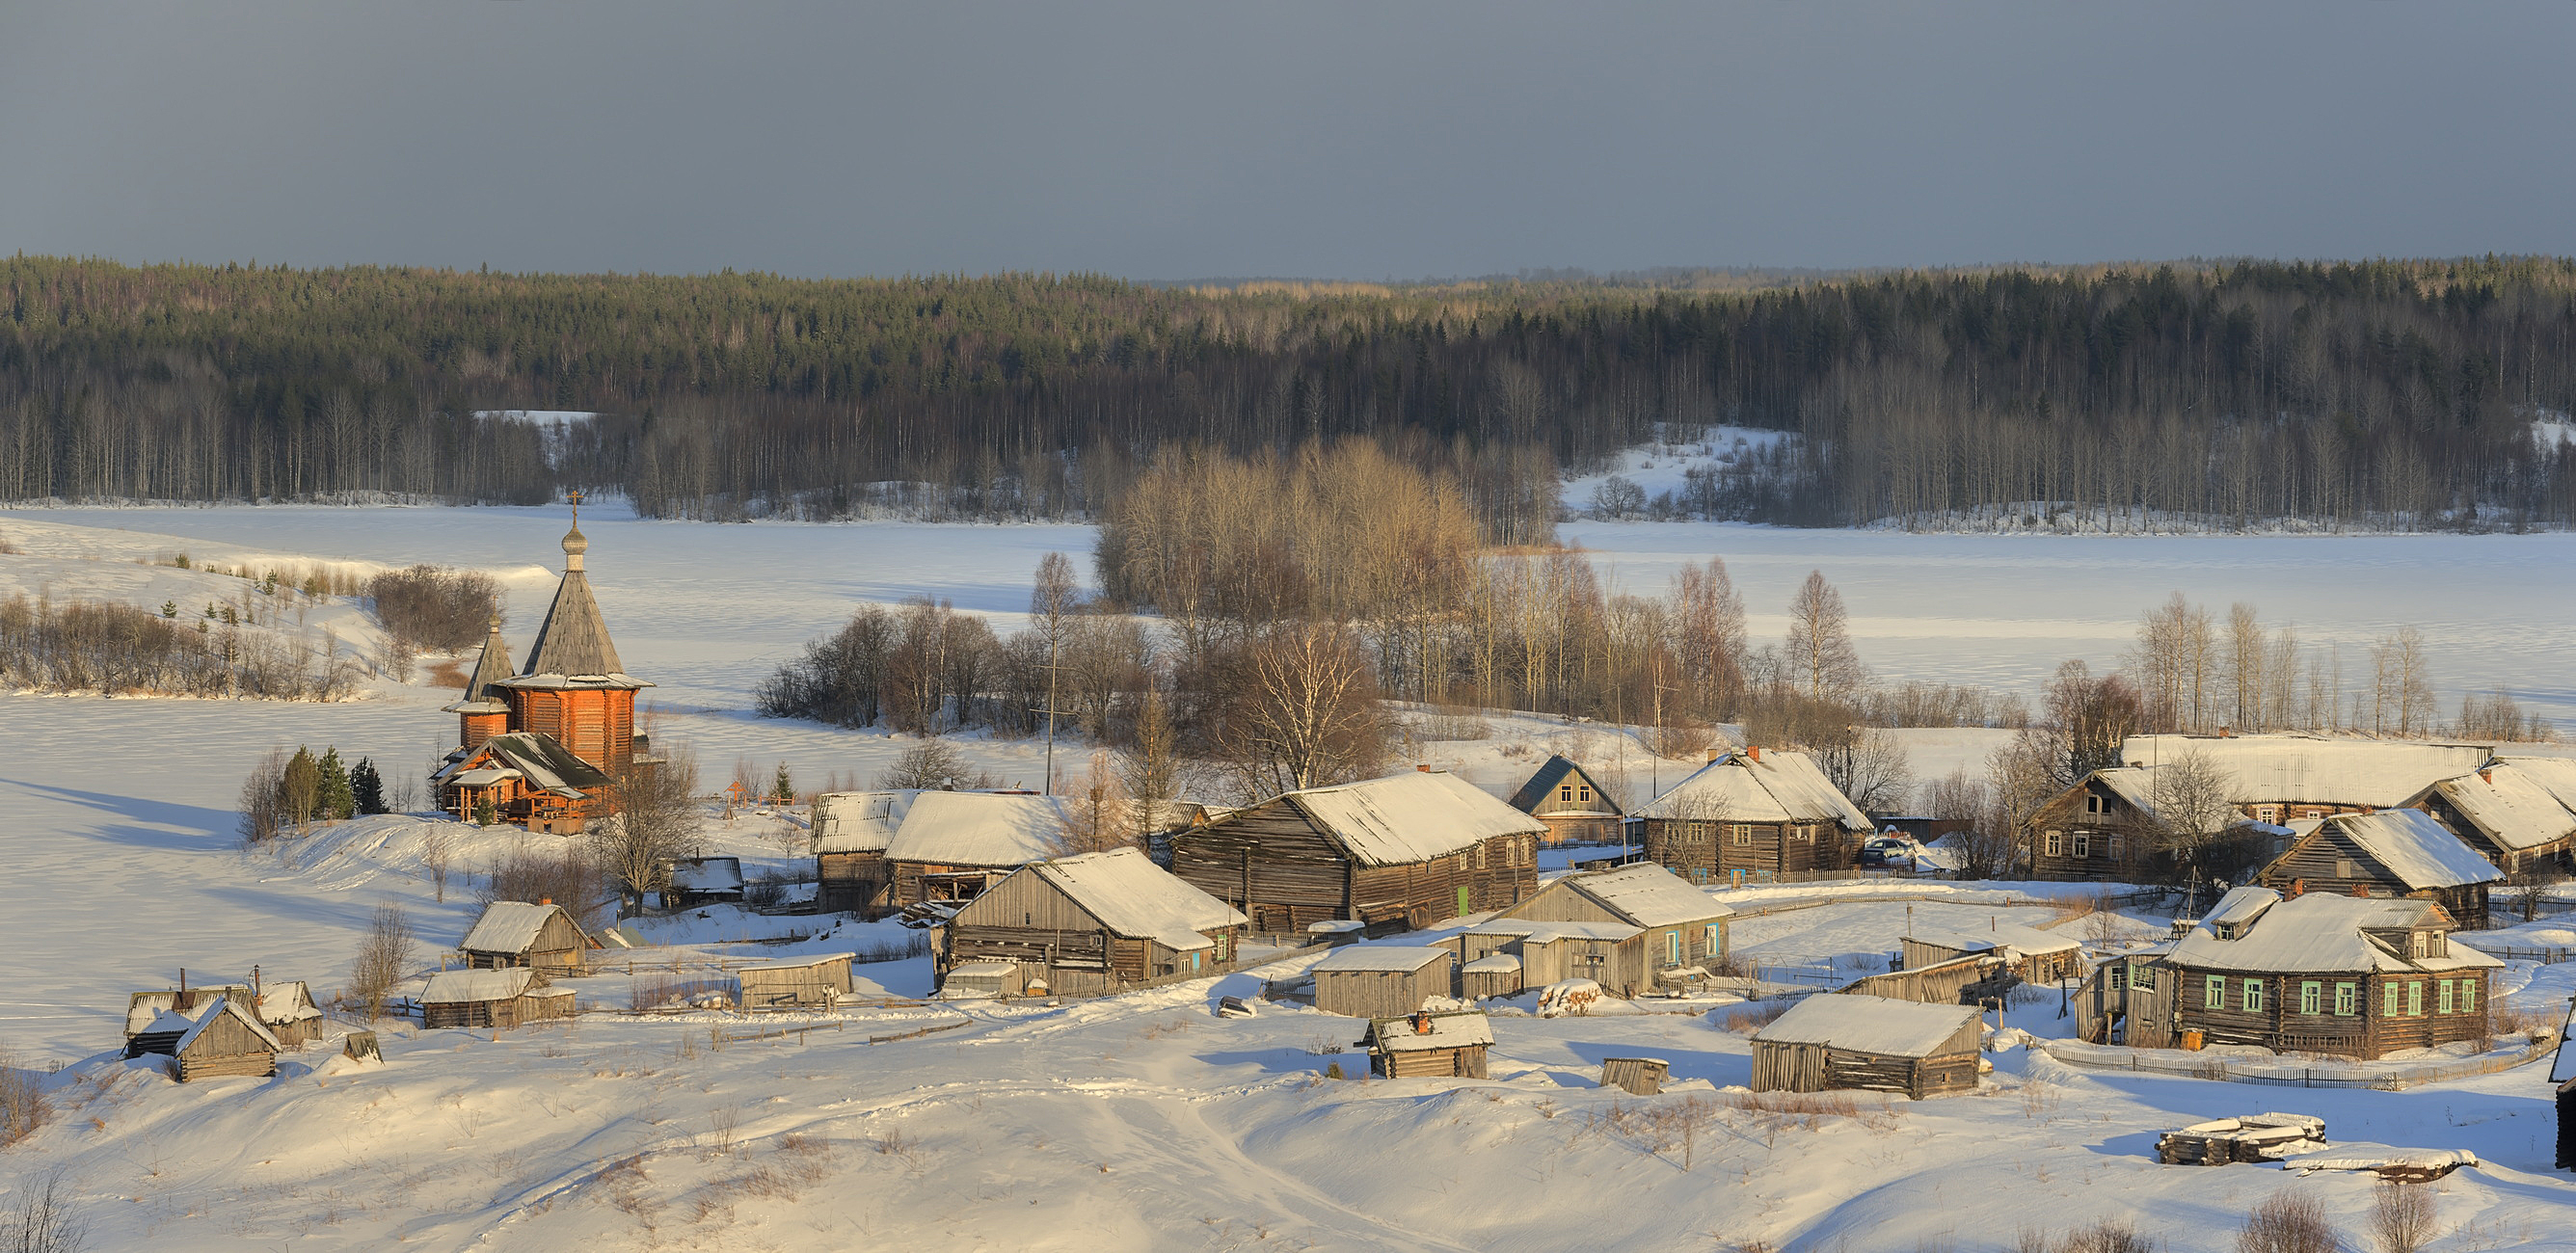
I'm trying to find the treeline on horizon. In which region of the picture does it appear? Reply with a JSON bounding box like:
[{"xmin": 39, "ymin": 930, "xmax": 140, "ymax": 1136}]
[{"xmin": 7, "ymin": 253, "xmax": 2576, "ymax": 530}]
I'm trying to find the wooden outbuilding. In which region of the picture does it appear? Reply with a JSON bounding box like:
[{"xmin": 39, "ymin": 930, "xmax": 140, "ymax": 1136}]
[
  {"xmin": 1599, "ymin": 1056, "xmax": 1669, "ymax": 1095},
  {"xmin": 1505, "ymin": 755, "xmax": 1625, "ymax": 844},
  {"xmin": 1457, "ymin": 919, "xmax": 1644, "ymax": 994},
  {"xmin": 1169, "ymin": 769, "xmax": 1543, "ymax": 935},
  {"xmin": 1501, "ymin": 862, "xmax": 1732, "ymax": 985},
  {"xmin": 1459, "ymin": 951, "xmax": 1523, "ymax": 999},
  {"xmin": 663, "ymin": 856, "xmax": 745, "ymax": 909},
  {"xmin": 2256, "ymin": 808, "xmax": 2501, "ymax": 928},
  {"xmin": 1311, "ymin": 945, "xmax": 1458, "ymax": 1018},
  {"xmin": 127, "ymin": 980, "xmax": 323, "ymax": 1051},
  {"xmin": 1751, "ymin": 993, "xmax": 1984, "ymax": 1099},
  {"xmin": 421, "ymin": 968, "xmax": 577, "ymax": 1029},
  {"xmin": 813, "ymin": 789, "xmax": 905, "ymax": 915},
  {"xmin": 2158, "ymin": 887, "xmax": 2501, "ymax": 1059},
  {"xmin": 1839, "ymin": 953, "xmax": 2010, "ymax": 1006},
  {"xmin": 1900, "ymin": 921, "xmax": 2084, "ymax": 985},
  {"xmin": 839, "ymin": 789, "xmax": 1072, "ymax": 913},
  {"xmin": 1358, "ymin": 1010, "xmax": 1492, "ymax": 1080},
  {"xmin": 1634, "ymin": 748, "xmax": 1872, "ymax": 884},
  {"xmin": 460, "ymin": 899, "xmax": 596, "ymax": 972},
  {"xmin": 737, "ymin": 953, "xmax": 854, "ymax": 1009},
  {"xmin": 2424, "ymin": 759, "xmax": 2576, "ymax": 876},
  {"xmin": 937, "ymin": 847, "xmax": 1248, "ymax": 999},
  {"xmin": 124, "ymin": 998, "xmax": 281, "ymax": 1081}
]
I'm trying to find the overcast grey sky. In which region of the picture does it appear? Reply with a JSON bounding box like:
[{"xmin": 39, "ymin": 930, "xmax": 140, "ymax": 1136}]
[{"xmin": 4, "ymin": 3, "xmax": 2569, "ymax": 280}]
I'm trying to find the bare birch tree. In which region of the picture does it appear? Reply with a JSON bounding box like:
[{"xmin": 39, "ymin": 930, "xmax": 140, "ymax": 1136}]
[{"xmin": 1780, "ymin": 571, "xmax": 1865, "ymax": 703}]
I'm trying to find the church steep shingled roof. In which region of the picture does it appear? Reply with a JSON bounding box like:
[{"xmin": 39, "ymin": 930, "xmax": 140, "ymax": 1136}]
[
  {"xmin": 444, "ymin": 619, "xmax": 516, "ymax": 712},
  {"xmin": 500, "ymin": 520, "xmax": 648, "ymax": 688}
]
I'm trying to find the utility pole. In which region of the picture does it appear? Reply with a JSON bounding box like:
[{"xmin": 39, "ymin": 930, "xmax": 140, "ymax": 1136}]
[{"xmin": 1034, "ymin": 632, "xmax": 1080, "ymax": 794}]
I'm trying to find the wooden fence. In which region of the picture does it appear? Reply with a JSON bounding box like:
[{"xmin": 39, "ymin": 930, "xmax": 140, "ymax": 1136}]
[
  {"xmin": 2460, "ymin": 944, "xmax": 2576, "ymax": 965},
  {"xmin": 2034, "ymin": 1036, "xmax": 2557, "ymax": 1089}
]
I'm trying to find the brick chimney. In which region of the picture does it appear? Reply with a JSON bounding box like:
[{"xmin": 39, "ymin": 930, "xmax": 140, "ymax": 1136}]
[
  {"xmin": 1415, "ymin": 764, "xmax": 1432, "ymax": 773},
  {"xmin": 1748, "ymin": 746, "xmax": 1761, "ymax": 763},
  {"xmin": 539, "ymin": 896, "xmax": 553, "ymax": 906}
]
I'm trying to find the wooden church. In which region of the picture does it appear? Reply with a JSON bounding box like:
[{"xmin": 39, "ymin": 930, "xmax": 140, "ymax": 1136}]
[{"xmin": 434, "ymin": 503, "xmax": 657, "ymax": 833}]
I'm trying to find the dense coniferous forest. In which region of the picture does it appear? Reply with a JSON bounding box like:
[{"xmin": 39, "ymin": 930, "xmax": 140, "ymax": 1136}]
[{"xmin": 6, "ymin": 254, "xmax": 2576, "ymax": 530}]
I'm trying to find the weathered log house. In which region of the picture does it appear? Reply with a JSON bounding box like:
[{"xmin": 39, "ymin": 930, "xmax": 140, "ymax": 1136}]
[
  {"xmin": 1900, "ymin": 921, "xmax": 2084, "ymax": 985},
  {"xmin": 1168, "ymin": 770, "xmax": 1543, "ymax": 934},
  {"xmin": 1504, "ymin": 755, "xmax": 1625, "ymax": 844},
  {"xmin": 125, "ymin": 998, "xmax": 281, "ymax": 1081},
  {"xmin": 2424, "ymin": 759, "xmax": 2576, "ymax": 876},
  {"xmin": 936, "ymin": 847, "xmax": 1249, "ymax": 998},
  {"xmin": 1633, "ymin": 748, "xmax": 1872, "ymax": 884},
  {"xmin": 460, "ymin": 899, "xmax": 596, "ymax": 972},
  {"xmin": 2155, "ymin": 887, "xmax": 2500, "ymax": 1059},
  {"xmin": 737, "ymin": 953, "xmax": 854, "ymax": 1009},
  {"xmin": 1507, "ymin": 863, "xmax": 1732, "ymax": 973},
  {"xmin": 814, "ymin": 789, "xmax": 1071, "ymax": 917},
  {"xmin": 1457, "ymin": 919, "xmax": 1644, "ymax": 995},
  {"xmin": 421, "ymin": 968, "xmax": 577, "ymax": 1029},
  {"xmin": 126, "ymin": 980, "xmax": 324, "ymax": 1050},
  {"xmin": 1750, "ymin": 994, "xmax": 1984, "ymax": 1099},
  {"xmin": 1455, "ymin": 863, "xmax": 1732, "ymax": 998},
  {"xmin": 663, "ymin": 856, "xmax": 746, "ymax": 909},
  {"xmin": 1358, "ymin": 1010, "xmax": 1492, "ymax": 1079},
  {"xmin": 2255, "ymin": 809, "xmax": 2501, "ymax": 928},
  {"xmin": 1311, "ymin": 945, "xmax": 1458, "ymax": 1017}
]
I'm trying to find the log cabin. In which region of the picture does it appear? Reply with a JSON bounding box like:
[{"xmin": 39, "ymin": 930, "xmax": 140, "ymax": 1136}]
[
  {"xmin": 460, "ymin": 899, "xmax": 596, "ymax": 972},
  {"xmin": 1310, "ymin": 946, "xmax": 1458, "ymax": 1017},
  {"xmin": 737, "ymin": 953, "xmax": 854, "ymax": 1009},
  {"xmin": 1504, "ymin": 755, "xmax": 1625, "ymax": 845},
  {"xmin": 1900, "ymin": 921, "xmax": 2085, "ymax": 985},
  {"xmin": 1750, "ymin": 994, "xmax": 1984, "ymax": 1099},
  {"xmin": 2024, "ymin": 734, "xmax": 2497, "ymax": 882},
  {"xmin": 1504, "ymin": 863, "xmax": 1733, "ymax": 975},
  {"xmin": 127, "ymin": 980, "xmax": 323, "ymax": 1050},
  {"xmin": 124, "ymin": 998, "xmax": 281, "ymax": 1081},
  {"xmin": 813, "ymin": 789, "xmax": 904, "ymax": 915},
  {"xmin": 663, "ymin": 856, "xmax": 746, "ymax": 909},
  {"xmin": 1633, "ymin": 748, "xmax": 1872, "ymax": 884},
  {"xmin": 433, "ymin": 505, "xmax": 659, "ymax": 834},
  {"xmin": 881, "ymin": 790, "xmax": 1071, "ymax": 912},
  {"xmin": 2424, "ymin": 759, "xmax": 2576, "ymax": 876},
  {"xmin": 2157, "ymin": 887, "xmax": 2501, "ymax": 1059},
  {"xmin": 2256, "ymin": 809, "xmax": 2502, "ymax": 928},
  {"xmin": 1456, "ymin": 863, "xmax": 1732, "ymax": 998},
  {"xmin": 421, "ymin": 968, "xmax": 577, "ymax": 1029},
  {"xmin": 1456, "ymin": 919, "xmax": 1644, "ymax": 995},
  {"xmin": 936, "ymin": 847, "xmax": 1249, "ymax": 998},
  {"xmin": 1167, "ymin": 769, "xmax": 1543, "ymax": 935},
  {"xmin": 1358, "ymin": 1010, "xmax": 1492, "ymax": 1080}
]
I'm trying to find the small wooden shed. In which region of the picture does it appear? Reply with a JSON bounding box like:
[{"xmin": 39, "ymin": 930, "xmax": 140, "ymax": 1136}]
[
  {"xmin": 664, "ymin": 856, "xmax": 746, "ymax": 909},
  {"xmin": 1359, "ymin": 1010, "xmax": 1492, "ymax": 1079},
  {"xmin": 1460, "ymin": 952, "xmax": 1523, "ymax": 1000},
  {"xmin": 1599, "ymin": 1057, "xmax": 1670, "ymax": 1095},
  {"xmin": 1311, "ymin": 946, "xmax": 1458, "ymax": 1018},
  {"xmin": 1901, "ymin": 921, "xmax": 2085, "ymax": 985},
  {"xmin": 461, "ymin": 899, "xmax": 595, "ymax": 972},
  {"xmin": 421, "ymin": 968, "xmax": 577, "ymax": 1029},
  {"xmin": 738, "ymin": 952, "xmax": 855, "ymax": 1010},
  {"xmin": 125, "ymin": 999, "xmax": 281, "ymax": 1081},
  {"xmin": 1751, "ymin": 994, "xmax": 1984, "ymax": 1100},
  {"xmin": 1458, "ymin": 920, "xmax": 1644, "ymax": 994}
]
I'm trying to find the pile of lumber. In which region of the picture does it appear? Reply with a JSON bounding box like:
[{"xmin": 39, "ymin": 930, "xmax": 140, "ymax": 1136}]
[{"xmin": 2155, "ymin": 1113, "xmax": 2328, "ymax": 1165}]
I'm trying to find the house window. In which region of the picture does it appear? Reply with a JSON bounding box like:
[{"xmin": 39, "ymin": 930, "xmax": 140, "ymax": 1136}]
[
  {"xmin": 2131, "ymin": 965, "xmax": 2155, "ymax": 992},
  {"xmin": 2333, "ymin": 982, "xmax": 2356, "ymax": 1016},
  {"xmin": 2410, "ymin": 931, "xmax": 2428, "ymax": 959},
  {"xmin": 1795, "ymin": 824, "xmax": 1813, "ymax": 840},
  {"xmin": 1560, "ymin": 785, "xmax": 1574, "ymax": 802},
  {"xmin": 1691, "ymin": 867, "xmax": 1708, "ymax": 885},
  {"xmin": 2437, "ymin": 980, "xmax": 2454, "ymax": 1014},
  {"xmin": 2382, "ymin": 983, "xmax": 2399, "ymax": 1018},
  {"xmin": 1577, "ymin": 786, "xmax": 1594, "ymax": 803},
  {"xmin": 1704, "ymin": 924, "xmax": 1721, "ymax": 957},
  {"xmin": 2106, "ymin": 834, "xmax": 2123, "ymax": 861},
  {"xmin": 2299, "ymin": 981, "xmax": 2321, "ymax": 1015},
  {"xmin": 2335, "ymin": 857, "xmax": 2359, "ymax": 880},
  {"xmin": 1667, "ymin": 931, "xmax": 1680, "ymax": 965},
  {"xmin": 2072, "ymin": 833, "xmax": 2091, "ymax": 859},
  {"xmin": 2045, "ymin": 831, "xmax": 2064, "ymax": 857},
  {"xmin": 2242, "ymin": 979, "xmax": 2265, "ymax": 1013},
  {"xmin": 2460, "ymin": 978, "xmax": 2476, "ymax": 1014},
  {"xmin": 2407, "ymin": 981, "xmax": 2423, "ymax": 1017},
  {"xmin": 1730, "ymin": 825, "xmax": 1751, "ymax": 846},
  {"xmin": 2205, "ymin": 975, "xmax": 2225, "ymax": 1009},
  {"xmin": 2255, "ymin": 805, "xmax": 2280, "ymax": 823},
  {"xmin": 2084, "ymin": 794, "xmax": 2105, "ymax": 815}
]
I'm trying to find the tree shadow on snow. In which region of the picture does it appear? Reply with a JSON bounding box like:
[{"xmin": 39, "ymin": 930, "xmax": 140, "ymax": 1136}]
[{"xmin": 0, "ymin": 777, "xmax": 236, "ymax": 845}]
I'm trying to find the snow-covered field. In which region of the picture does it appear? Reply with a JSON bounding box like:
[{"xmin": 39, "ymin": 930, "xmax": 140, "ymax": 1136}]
[{"xmin": 4, "ymin": 502, "xmax": 2576, "ymax": 1250}]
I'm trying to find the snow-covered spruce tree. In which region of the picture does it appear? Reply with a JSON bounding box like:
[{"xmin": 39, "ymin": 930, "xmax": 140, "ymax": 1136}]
[
  {"xmin": 350, "ymin": 757, "xmax": 386, "ymax": 815},
  {"xmin": 316, "ymin": 747, "xmax": 354, "ymax": 821}
]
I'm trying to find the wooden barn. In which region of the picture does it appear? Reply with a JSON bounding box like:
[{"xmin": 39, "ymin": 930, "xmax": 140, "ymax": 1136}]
[
  {"xmin": 737, "ymin": 953, "xmax": 854, "ymax": 1009},
  {"xmin": 421, "ymin": 968, "xmax": 577, "ymax": 1029},
  {"xmin": 1168, "ymin": 769, "xmax": 1543, "ymax": 935},
  {"xmin": 1311, "ymin": 946, "xmax": 1458, "ymax": 1018},
  {"xmin": 2024, "ymin": 734, "xmax": 2496, "ymax": 882},
  {"xmin": 663, "ymin": 856, "xmax": 745, "ymax": 909},
  {"xmin": 1457, "ymin": 919, "xmax": 1645, "ymax": 995},
  {"xmin": 1459, "ymin": 951, "xmax": 1524, "ymax": 999},
  {"xmin": 1750, "ymin": 993, "xmax": 1984, "ymax": 1099},
  {"xmin": 1633, "ymin": 748, "xmax": 1872, "ymax": 884},
  {"xmin": 1503, "ymin": 863, "xmax": 1732, "ymax": 979},
  {"xmin": 2159, "ymin": 887, "xmax": 2501, "ymax": 1060},
  {"xmin": 1900, "ymin": 921, "xmax": 2085, "ymax": 985},
  {"xmin": 125, "ymin": 999, "xmax": 281, "ymax": 1081},
  {"xmin": 2425, "ymin": 759, "xmax": 2576, "ymax": 876},
  {"xmin": 1358, "ymin": 1010, "xmax": 1492, "ymax": 1080},
  {"xmin": 127, "ymin": 980, "xmax": 323, "ymax": 1050},
  {"xmin": 460, "ymin": 899, "xmax": 596, "ymax": 972},
  {"xmin": 1840, "ymin": 953, "xmax": 2012, "ymax": 1006},
  {"xmin": 1504, "ymin": 755, "xmax": 1625, "ymax": 844},
  {"xmin": 936, "ymin": 847, "xmax": 1248, "ymax": 999},
  {"xmin": 876, "ymin": 790, "xmax": 1070, "ymax": 913},
  {"xmin": 2256, "ymin": 808, "xmax": 2501, "ymax": 928}
]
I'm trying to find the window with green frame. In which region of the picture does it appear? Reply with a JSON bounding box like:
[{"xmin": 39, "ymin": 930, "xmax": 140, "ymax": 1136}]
[
  {"xmin": 2205, "ymin": 974, "xmax": 2224, "ymax": 1009},
  {"xmin": 2333, "ymin": 982, "xmax": 2356, "ymax": 1016},
  {"xmin": 2460, "ymin": 978, "xmax": 2477, "ymax": 1014},
  {"xmin": 2407, "ymin": 981, "xmax": 2423, "ymax": 1016},
  {"xmin": 2242, "ymin": 978, "xmax": 2265, "ymax": 1013},
  {"xmin": 2437, "ymin": 980, "xmax": 2454, "ymax": 1014},
  {"xmin": 2299, "ymin": 981, "xmax": 2321, "ymax": 1015},
  {"xmin": 2383, "ymin": 982, "xmax": 2399, "ymax": 1018}
]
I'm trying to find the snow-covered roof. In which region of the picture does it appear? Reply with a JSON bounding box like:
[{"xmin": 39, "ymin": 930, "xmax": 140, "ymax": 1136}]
[
  {"xmin": 1278, "ymin": 771, "xmax": 1548, "ymax": 866},
  {"xmin": 2493, "ymin": 755, "xmax": 2576, "ymax": 814},
  {"xmin": 449, "ymin": 767, "xmax": 522, "ymax": 787},
  {"xmin": 2203, "ymin": 886, "xmax": 2283, "ymax": 930},
  {"xmin": 668, "ymin": 857, "xmax": 744, "ymax": 892},
  {"xmin": 422, "ymin": 968, "xmax": 543, "ymax": 1004},
  {"xmin": 738, "ymin": 952, "xmax": 854, "ymax": 973},
  {"xmin": 1631, "ymin": 751, "xmax": 1870, "ymax": 831},
  {"xmin": 1461, "ymin": 953, "xmax": 1522, "ymax": 973},
  {"xmin": 1906, "ymin": 921, "xmax": 2081, "ymax": 957},
  {"xmin": 2434, "ymin": 765, "xmax": 2576, "ymax": 852},
  {"xmin": 1556, "ymin": 863, "xmax": 1732, "ymax": 927},
  {"xmin": 2117, "ymin": 734, "xmax": 2491, "ymax": 807},
  {"xmin": 1312, "ymin": 945, "xmax": 1452, "ymax": 973},
  {"xmin": 432, "ymin": 733, "xmax": 609, "ymax": 797},
  {"xmin": 2322, "ymin": 809, "xmax": 2501, "ymax": 890},
  {"xmin": 813, "ymin": 790, "xmax": 910, "ymax": 854},
  {"xmin": 462, "ymin": 900, "xmax": 580, "ymax": 953},
  {"xmin": 1468, "ymin": 919, "xmax": 1642, "ymax": 944},
  {"xmin": 1755, "ymin": 994, "xmax": 1979, "ymax": 1056},
  {"xmin": 442, "ymin": 618, "xmax": 517, "ymax": 714},
  {"xmin": 2165, "ymin": 893, "xmax": 2503, "ymax": 974},
  {"xmin": 1365, "ymin": 1011, "xmax": 1494, "ymax": 1053},
  {"xmin": 879, "ymin": 791, "xmax": 1071, "ymax": 867},
  {"xmin": 173, "ymin": 999, "xmax": 282, "ymax": 1053},
  {"xmin": 1029, "ymin": 847, "xmax": 1247, "ymax": 950},
  {"xmin": 257, "ymin": 981, "xmax": 319, "ymax": 1025}
]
